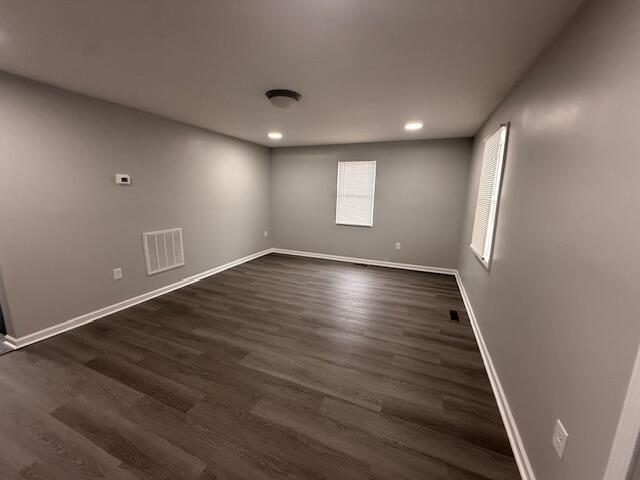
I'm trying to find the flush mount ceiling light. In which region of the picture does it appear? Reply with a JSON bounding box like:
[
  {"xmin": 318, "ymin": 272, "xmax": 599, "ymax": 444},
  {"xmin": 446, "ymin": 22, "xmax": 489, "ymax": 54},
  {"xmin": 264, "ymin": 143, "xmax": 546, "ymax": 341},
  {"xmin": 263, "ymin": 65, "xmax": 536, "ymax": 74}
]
[
  {"xmin": 267, "ymin": 131, "xmax": 283, "ymax": 140},
  {"xmin": 404, "ymin": 122, "xmax": 423, "ymax": 131},
  {"xmin": 265, "ymin": 89, "xmax": 302, "ymax": 109}
]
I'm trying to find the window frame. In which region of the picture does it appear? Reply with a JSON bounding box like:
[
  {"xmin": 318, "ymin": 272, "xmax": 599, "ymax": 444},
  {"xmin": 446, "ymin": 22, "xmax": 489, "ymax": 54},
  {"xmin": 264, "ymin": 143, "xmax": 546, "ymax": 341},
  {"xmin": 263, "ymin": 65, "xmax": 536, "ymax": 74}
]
[
  {"xmin": 335, "ymin": 160, "xmax": 377, "ymax": 228},
  {"xmin": 470, "ymin": 123, "xmax": 509, "ymax": 270}
]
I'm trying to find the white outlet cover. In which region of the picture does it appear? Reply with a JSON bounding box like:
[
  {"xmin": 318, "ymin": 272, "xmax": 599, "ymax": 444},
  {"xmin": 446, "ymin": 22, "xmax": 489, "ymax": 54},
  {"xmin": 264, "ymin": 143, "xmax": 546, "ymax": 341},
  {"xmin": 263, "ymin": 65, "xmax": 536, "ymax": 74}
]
[
  {"xmin": 113, "ymin": 268, "xmax": 123, "ymax": 280},
  {"xmin": 264, "ymin": 230, "xmax": 269, "ymax": 238},
  {"xmin": 395, "ymin": 242, "xmax": 401, "ymax": 250},
  {"xmin": 552, "ymin": 419, "xmax": 569, "ymax": 459}
]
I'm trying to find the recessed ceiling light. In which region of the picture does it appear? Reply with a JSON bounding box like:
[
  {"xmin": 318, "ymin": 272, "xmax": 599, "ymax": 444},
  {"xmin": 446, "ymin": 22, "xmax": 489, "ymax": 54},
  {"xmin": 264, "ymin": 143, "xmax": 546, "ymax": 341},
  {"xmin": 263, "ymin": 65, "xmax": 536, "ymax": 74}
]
[
  {"xmin": 404, "ymin": 122, "xmax": 423, "ymax": 131},
  {"xmin": 267, "ymin": 131, "xmax": 283, "ymax": 140}
]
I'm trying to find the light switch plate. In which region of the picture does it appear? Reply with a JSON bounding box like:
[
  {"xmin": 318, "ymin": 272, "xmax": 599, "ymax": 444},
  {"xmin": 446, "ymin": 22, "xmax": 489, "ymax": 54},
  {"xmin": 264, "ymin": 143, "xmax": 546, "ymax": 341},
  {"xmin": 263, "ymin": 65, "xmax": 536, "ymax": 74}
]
[{"xmin": 552, "ymin": 419, "xmax": 569, "ymax": 459}]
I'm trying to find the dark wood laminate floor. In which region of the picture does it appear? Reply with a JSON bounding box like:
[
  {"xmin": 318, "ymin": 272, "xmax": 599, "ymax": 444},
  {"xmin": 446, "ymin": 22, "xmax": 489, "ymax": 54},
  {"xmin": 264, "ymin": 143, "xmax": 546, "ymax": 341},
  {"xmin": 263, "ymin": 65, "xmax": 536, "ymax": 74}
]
[{"xmin": 0, "ymin": 254, "xmax": 520, "ymax": 480}]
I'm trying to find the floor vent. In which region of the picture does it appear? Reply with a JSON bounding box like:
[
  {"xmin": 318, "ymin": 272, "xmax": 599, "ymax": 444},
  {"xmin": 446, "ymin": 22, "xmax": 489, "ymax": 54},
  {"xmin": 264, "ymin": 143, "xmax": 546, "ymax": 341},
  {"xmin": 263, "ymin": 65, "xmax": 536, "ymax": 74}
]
[
  {"xmin": 143, "ymin": 227, "xmax": 185, "ymax": 276},
  {"xmin": 449, "ymin": 310, "xmax": 460, "ymax": 322}
]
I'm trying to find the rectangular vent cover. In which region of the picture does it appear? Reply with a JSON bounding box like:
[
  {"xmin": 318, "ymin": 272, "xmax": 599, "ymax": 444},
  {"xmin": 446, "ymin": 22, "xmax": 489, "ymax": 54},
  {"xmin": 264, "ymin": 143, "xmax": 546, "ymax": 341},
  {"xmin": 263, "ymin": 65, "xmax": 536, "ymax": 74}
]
[{"xmin": 142, "ymin": 227, "xmax": 185, "ymax": 276}]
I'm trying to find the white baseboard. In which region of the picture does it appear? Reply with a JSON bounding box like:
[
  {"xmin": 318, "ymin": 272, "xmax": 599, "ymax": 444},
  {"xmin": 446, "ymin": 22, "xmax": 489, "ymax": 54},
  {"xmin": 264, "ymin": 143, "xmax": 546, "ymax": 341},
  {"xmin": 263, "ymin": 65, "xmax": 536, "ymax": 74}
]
[
  {"xmin": 271, "ymin": 248, "xmax": 457, "ymax": 276},
  {"xmin": 4, "ymin": 248, "xmax": 273, "ymax": 350},
  {"xmin": 455, "ymin": 272, "xmax": 535, "ymax": 480}
]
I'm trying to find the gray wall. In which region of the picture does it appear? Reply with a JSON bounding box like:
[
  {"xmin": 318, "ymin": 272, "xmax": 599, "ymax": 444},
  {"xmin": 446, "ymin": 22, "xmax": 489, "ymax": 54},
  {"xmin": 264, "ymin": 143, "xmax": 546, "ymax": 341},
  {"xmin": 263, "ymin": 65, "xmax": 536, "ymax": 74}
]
[
  {"xmin": 0, "ymin": 72, "xmax": 272, "ymax": 339},
  {"xmin": 457, "ymin": 0, "xmax": 640, "ymax": 478},
  {"xmin": 270, "ymin": 140, "xmax": 471, "ymax": 268}
]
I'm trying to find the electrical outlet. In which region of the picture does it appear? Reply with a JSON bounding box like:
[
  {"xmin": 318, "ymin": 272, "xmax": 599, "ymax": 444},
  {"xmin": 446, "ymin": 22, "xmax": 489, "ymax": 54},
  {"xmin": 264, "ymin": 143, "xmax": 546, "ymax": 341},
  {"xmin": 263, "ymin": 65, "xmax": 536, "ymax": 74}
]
[
  {"xmin": 395, "ymin": 242, "xmax": 401, "ymax": 250},
  {"xmin": 552, "ymin": 419, "xmax": 569, "ymax": 459},
  {"xmin": 264, "ymin": 230, "xmax": 269, "ymax": 238},
  {"xmin": 113, "ymin": 268, "xmax": 123, "ymax": 280}
]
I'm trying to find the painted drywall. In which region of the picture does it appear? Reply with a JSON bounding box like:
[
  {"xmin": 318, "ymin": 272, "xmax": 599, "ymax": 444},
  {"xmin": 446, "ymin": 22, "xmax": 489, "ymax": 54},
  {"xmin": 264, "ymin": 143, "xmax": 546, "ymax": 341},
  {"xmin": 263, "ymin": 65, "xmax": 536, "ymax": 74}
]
[
  {"xmin": 457, "ymin": 0, "xmax": 640, "ymax": 478},
  {"xmin": 0, "ymin": 72, "xmax": 272, "ymax": 339},
  {"xmin": 270, "ymin": 140, "xmax": 471, "ymax": 268}
]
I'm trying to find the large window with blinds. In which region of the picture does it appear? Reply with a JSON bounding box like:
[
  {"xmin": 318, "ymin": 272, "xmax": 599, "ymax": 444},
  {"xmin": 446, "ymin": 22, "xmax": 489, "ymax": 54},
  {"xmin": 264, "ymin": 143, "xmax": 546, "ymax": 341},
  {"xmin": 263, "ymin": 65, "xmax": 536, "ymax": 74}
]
[
  {"xmin": 470, "ymin": 124, "xmax": 509, "ymax": 269},
  {"xmin": 335, "ymin": 161, "xmax": 376, "ymax": 227}
]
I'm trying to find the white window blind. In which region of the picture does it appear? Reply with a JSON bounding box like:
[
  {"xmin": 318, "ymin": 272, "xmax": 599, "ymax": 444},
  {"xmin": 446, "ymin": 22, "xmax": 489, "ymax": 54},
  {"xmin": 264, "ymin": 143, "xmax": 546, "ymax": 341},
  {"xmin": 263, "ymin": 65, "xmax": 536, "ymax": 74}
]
[
  {"xmin": 470, "ymin": 124, "xmax": 509, "ymax": 268},
  {"xmin": 336, "ymin": 161, "xmax": 376, "ymax": 227}
]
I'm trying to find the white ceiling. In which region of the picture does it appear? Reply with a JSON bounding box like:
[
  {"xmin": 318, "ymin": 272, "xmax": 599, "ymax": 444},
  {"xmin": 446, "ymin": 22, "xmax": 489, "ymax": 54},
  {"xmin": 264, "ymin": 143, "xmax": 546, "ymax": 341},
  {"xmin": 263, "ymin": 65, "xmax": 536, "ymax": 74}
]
[{"xmin": 0, "ymin": 0, "xmax": 585, "ymax": 146}]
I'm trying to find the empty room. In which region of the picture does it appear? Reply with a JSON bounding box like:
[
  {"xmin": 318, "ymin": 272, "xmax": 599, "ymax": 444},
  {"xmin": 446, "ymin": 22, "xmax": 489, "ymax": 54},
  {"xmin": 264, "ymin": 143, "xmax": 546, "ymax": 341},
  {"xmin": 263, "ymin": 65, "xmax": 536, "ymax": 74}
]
[{"xmin": 0, "ymin": 0, "xmax": 638, "ymax": 479}]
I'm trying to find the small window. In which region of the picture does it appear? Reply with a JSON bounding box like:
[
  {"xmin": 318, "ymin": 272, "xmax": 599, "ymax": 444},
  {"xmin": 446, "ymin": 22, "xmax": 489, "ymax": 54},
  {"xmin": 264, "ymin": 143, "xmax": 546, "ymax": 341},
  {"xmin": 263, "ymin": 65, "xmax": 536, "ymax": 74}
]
[
  {"xmin": 470, "ymin": 124, "xmax": 509, "ymax": 269},
  {"xmin": 336, "ymin": 161, "xmax": 376, "ymax": 227}
]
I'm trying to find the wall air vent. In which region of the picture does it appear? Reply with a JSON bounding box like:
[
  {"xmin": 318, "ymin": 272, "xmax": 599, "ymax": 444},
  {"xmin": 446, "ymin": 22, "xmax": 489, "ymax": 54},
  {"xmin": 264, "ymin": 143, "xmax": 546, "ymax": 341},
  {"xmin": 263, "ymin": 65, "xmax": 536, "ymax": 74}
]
[{"xmin": 142, "ymin": 227, "xmax": 185, "ymax": 276}]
